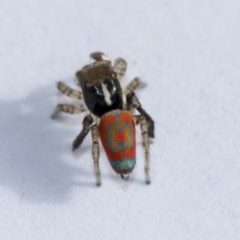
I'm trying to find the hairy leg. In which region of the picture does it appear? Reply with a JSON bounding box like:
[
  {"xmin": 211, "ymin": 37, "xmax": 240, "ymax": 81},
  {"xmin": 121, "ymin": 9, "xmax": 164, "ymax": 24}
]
[
  {"xmin": 139, "ymin": 116, "xmax": 151, "ymax": 184},
  {"xmin": 51, "ymin": 104, "xmax": 86, "ymax": 118},
  {"xmin": 124, "ymin": 77, "xmax": 141, "ymax": 94},
  {"xmin": 57, "ymin": 81, "xmax": 83, "ymax": 99},
  {"xmin": 72, "ymin": 115, "xmax": 94, "ymax": 150},
  {"xmin": 126, "ymin": 91, "xmax": 155, "ymax": 138},
  {"xmin": 114, "ymin": 58, "xmax": 127, "ymax": 81},
  {"xmin": 91, "ymin": 124, "xmax": 101, "ymax": 186}
]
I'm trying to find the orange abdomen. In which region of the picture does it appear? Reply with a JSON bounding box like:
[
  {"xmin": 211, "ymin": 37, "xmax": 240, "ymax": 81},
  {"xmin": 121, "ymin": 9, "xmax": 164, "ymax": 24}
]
[{"xmin": 99, "ymin": 110, "xmax": 136, "ymax": 173}]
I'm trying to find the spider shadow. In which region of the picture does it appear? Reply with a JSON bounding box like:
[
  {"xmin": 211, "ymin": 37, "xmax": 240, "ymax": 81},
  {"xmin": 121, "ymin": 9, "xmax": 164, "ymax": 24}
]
[{"xmin": 0, "ymin": 84, "xmax": 96, "ymax": 204}]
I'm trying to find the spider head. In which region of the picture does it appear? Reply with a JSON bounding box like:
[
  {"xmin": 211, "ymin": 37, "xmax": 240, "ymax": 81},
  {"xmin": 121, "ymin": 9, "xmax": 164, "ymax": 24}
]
[{"xmin": 76, "ymin": 61, "xmax": 123, "ymax": 117}]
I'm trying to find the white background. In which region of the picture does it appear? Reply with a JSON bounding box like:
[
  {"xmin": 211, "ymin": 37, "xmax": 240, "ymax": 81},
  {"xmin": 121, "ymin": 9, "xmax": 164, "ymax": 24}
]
[{"xmin": 0, "ymin": 0, "xmax": 240, "ymax": 239}]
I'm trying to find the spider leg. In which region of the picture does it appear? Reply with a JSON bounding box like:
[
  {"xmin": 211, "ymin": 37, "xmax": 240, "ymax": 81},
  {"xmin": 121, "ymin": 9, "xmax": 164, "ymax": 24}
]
[
  {"xmin": 123, "ymin": 77, "xmax": 141, "ymax": 94},
  {"xmin": 57, "ymin": 81, "xmax": 83, "ymax": 99},
  {"xmin": 51, "ymin": 104, "xmax": 86, "ymax": 118},
  {"xmin": 90, "ymin": 52, "xmax": 110, "ymax": 62},
  {"xmin": 139, "ymin": 115, "xmax": 151, "ymax": 184},
  {"xmin": 114, "ymin": 58, "xmax": 127, "ymax": 81},
  {"xmin": 72, "ymin": 115, "xmax": 94, "ymax": 150},
  {"xmin": 127, "ymin": 91, "xmax": 155, "ymax": 139},
  {"xmin": 91, "ymin": 124, "xmax": 101, "ymax": 186}
]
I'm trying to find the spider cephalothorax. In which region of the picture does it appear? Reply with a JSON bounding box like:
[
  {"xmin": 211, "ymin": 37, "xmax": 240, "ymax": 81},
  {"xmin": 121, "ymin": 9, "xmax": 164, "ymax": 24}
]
[
  {"xmin": 76, "ymin": 61, "xmax": 123, "ymax": 117},
  {"xmin": 52, "ymin": 52, "xmax": 154, "ymax": 186}
]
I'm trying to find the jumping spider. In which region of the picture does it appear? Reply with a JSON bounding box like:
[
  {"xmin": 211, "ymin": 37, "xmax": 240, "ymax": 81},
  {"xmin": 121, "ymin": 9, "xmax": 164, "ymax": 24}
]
[{"xmin": 52, "ymin": 52, "xmax": 154, "ymax": 186}]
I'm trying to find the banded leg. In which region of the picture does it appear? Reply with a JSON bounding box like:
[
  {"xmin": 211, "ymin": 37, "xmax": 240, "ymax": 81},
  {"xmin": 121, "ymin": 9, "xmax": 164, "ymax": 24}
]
[
  {"xmin": 72, "ymin": 115, "xmax": 94, "ymax": 150},
  {"xmin": 51, "ymin": 104, "xmax": 86, "ymax": 118},
  {"xmin": 90, "ymin": 52, "xmax": 110, "ymax": 62},
  {"xmin": 114, "ymin": 58, "xmax": 127, "ymax": 81},
  {"xmin": 124, "ymin": 77, "xmax": 141, "ymax": 94},
  {"xmin": 139, "ymin": 116, "xmax": 151, "ymax": 184},
  {"xmin": 127, "ymin": 91, "xmax": 155, "ymax": 138},
  {"xmin": 57, "ymin": 81, "xmax": 83, "ymax": 99},
  {"xmin": 91, "ymin": 125, "xmax": 101, "ymax": 186}
]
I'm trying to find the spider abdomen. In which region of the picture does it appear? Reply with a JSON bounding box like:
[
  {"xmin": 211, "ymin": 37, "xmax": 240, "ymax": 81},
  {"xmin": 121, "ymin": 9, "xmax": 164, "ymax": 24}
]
[{"xmin": 99, "ymin": 110, "xmax": 136, "ymax": 174}]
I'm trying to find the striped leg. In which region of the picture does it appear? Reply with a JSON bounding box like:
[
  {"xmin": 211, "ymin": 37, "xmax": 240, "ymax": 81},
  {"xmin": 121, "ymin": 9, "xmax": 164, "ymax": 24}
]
[
  {"xmin": 57, "ymin": 81, "xmax": 83, "ymax": 99},
  {"xmin": 72, "ymin": 115, "xmax": 94, "ymax": 150},
  {"xmin": 91, "ymin": 125, "xmax": 101, "ymax": 186},
  {"xmin": 114, "ymin": 58, "xmax": 127, "ymax": 81},
  {"xmin": 139, "ymin": 116, "xmax": 151, "ymax": 184},
  {"xmin": 124, "ymin": 77, "xmax": 141, "ymax": 94},
  {"xmin": 126, "ymin": 91, "xmax": 155, "ymax": 139},
  {"xmin": 51, "ymin": 104, "xmax": 86, "ymax": 118}
]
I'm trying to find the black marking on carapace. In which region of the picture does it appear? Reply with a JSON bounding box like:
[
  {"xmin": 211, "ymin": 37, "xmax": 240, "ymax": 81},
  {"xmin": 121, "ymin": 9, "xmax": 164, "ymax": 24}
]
[{"xmin": 76, "ymin": 61, "xmax": 123, "ymax": 117}]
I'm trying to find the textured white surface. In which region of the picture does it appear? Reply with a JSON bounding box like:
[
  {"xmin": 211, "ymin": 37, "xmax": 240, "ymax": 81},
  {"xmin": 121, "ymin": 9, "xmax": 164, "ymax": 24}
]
[{"xmin": 1, "ymin": 0, "xmax": 240, "ymax": 239}]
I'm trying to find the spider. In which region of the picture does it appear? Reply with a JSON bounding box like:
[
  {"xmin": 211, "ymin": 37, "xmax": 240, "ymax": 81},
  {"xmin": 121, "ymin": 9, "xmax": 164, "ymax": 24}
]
[{"xmin": 52, "ymin": 52, "xmax": 154, "ymax": 186}]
